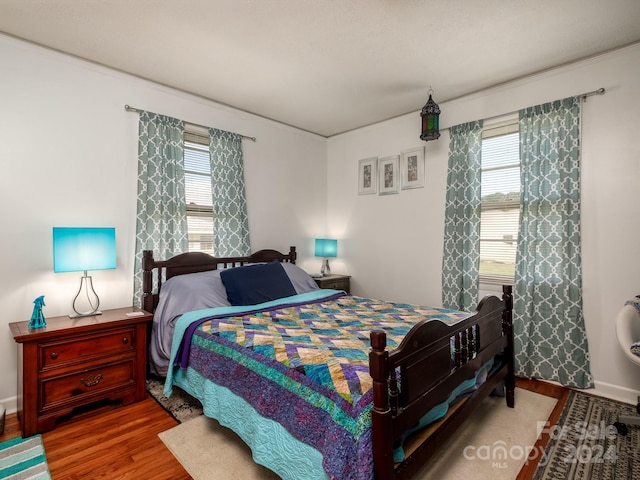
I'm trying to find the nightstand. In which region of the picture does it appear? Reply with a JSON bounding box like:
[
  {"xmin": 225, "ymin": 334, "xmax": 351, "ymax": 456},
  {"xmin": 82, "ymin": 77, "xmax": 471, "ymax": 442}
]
[
  {"xmin": 9, "ymin": 307, "xmax": 152, "ymax": 436},
  {"xmin": 313, "ymin": 274, "xmax": 351, "ymax": 294}
]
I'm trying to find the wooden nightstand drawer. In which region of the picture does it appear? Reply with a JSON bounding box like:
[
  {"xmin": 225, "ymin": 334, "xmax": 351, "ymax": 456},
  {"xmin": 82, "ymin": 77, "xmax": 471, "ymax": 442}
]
[
  {"xmin": 313, "ymin": 274, "xmax": 351, "ymax": 294},
  {"xmin": 10, "ymin": 307, "xmax": 152, "ymax": 436},
  {"xmin": 40, "ymin": 360, "xmax": 136, "ymax": 410},
  {"xmin": 319, "ymin": 278, "xmax": 347, "ymax": 290},
  {"xmin": 40, "ymin": 327, "xmax": 135, "ymax": 371}
]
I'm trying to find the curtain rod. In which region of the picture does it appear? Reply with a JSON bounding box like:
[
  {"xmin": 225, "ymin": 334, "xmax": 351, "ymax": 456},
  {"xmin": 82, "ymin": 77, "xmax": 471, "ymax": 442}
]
[
  {"xmin": 579, "ymin": 87, "xmax": 605, "ymax": 101},
  {"xmin": 124, "ymin": 105, "xmax": 256, "ymax": 142},
  {"xmin": 443, "ymin": 87, "xmax": 606, "ymax": 132}
]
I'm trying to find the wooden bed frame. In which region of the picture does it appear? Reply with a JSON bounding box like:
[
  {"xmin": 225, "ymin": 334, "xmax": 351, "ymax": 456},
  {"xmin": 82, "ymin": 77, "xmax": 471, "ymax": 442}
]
[
  {"xmin": 142, "ymin": 247, "xmax": 515, "ymax": 480},
  {"xmin": 141, "ymin": 246, "xmax": 297, "ymax": 313}
]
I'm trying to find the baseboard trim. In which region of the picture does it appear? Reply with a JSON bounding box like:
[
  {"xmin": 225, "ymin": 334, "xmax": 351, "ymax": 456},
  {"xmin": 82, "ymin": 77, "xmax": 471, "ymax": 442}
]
[
  {"xmin": 591, "ymin": 380, "xmax": 640, "ymax": 405},
  {"xmin": 515, "ymin": 378, "xmax": 639, "ymax": 405},
  {"xmin": 0, "ymin": 396, "xmax": 17, "ymax": 415}
]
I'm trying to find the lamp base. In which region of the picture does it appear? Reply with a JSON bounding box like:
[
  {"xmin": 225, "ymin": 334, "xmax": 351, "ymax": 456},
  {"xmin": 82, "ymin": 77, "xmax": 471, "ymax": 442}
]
[
  {"xmin": 71, "ymin": 272, "xmax": 102, "ymax": 318},
  {"xmin": 69, "ymin": 310, "xmax": 103, "ymax": 319},
  {"xmin": 320, "ymin": 258, "xmax": 331, "ymax": 277}
]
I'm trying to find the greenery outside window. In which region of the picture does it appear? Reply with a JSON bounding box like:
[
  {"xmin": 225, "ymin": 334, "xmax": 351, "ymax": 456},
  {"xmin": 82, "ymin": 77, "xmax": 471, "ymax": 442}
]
[{"xmin": 480, "ymin": 120, "xmax": 520, "ymax": 284}]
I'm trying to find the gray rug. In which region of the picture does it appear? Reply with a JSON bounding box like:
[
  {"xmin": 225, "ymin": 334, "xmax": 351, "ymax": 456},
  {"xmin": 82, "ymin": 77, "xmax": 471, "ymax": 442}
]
[
  {"xmin": 533, "ymin": 390, "xmax": 640, "ymax": 480},
  {"xmin": 146, "ymin": 376, "xmax": 203, "ymax": 423}
]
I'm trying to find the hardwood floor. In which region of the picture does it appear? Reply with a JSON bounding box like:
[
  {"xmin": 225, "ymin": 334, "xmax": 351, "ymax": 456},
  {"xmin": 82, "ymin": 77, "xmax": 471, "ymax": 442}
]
[
  {"xmin": 0, "ymin": 397, "xmax": 190, "ymax": 480},
  {"xmin": 515, "ymin": 378, "xmax": 571, "ymax": 480},
  {"xmin": 0, "ymin": 379, "xmax": 567, "ymax": 479}
]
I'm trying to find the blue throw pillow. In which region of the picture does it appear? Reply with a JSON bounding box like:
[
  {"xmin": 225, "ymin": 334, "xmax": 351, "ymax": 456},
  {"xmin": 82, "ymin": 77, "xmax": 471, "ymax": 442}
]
[{"xmin": 220, "ymin": 261, "xmax": 297, "ymax": 306}]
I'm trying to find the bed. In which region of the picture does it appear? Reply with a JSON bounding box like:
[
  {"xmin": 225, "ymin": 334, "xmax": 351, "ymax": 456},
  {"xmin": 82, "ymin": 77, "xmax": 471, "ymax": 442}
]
[{"xmin": 142, "ymin": 247, "xmax": 515, "ymax": 480}]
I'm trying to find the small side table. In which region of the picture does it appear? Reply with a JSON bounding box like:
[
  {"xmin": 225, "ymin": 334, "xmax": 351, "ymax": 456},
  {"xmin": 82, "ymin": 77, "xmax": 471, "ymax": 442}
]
[
  {"xmin": 9, "ymin": 307, "xmax": 152, "ymax": 436},
  {"xmin": 313, "ymin": 274, "xmax": 351, "ymax": 294}
]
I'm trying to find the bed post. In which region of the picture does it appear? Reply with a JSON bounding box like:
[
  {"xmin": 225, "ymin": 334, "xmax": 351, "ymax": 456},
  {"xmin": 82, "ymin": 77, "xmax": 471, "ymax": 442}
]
[
  {"xmin": 369, "ymin": 330, "xmax": 394, "ymax": 480},
  {"xmin": 142, "ymin": 250, "xmax": 155, "ymax": 313},
  {"xmin": 502, "ymin": 285, "xmax": 515, "ymax": 408},
  {"xmin": 288, "ymin": 246, "xmax": 297, "ymax": 264}
]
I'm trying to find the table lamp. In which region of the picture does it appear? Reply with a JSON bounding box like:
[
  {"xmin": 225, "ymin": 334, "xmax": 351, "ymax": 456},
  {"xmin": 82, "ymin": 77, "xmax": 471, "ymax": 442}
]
[
  {"xmin": 315, "ymin": 238, "xmax": 337, "ymax": 277},
  {"xmin": 53, "ymin": 227, "xmax": 116, "ymax": 317}
]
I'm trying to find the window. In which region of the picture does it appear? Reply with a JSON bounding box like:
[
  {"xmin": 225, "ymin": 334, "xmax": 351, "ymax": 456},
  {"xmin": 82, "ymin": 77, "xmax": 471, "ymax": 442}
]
[
  {"xmin": 480, "ymin": 121, "xmax": 520, "ymax": 283},
  {"xmin": 183, "ymin": 129, "xmax": 214, "ymax": 255}
]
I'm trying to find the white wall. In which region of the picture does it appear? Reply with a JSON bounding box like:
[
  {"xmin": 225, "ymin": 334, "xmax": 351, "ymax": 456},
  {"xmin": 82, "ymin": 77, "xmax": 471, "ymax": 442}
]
[
  {"xmin": 327, "ymin": 44, "xmax": 640, "ymax": 403},
  {"xmin": 0, "ymin": 34, "xmax": 327, "ymax": 411},
  {"xmin": 2, "ymin": 32, "xmax": 639, "ymax": 414}
]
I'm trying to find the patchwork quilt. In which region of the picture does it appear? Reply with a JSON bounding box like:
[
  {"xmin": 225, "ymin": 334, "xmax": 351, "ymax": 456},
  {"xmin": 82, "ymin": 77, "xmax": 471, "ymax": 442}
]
[{"xmin": 167, "ymin": 291, "xmax": 473, "ymax": 480}]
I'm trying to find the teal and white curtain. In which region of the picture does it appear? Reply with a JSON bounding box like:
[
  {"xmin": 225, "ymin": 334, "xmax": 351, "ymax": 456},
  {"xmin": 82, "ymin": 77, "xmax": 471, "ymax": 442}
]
[
  {"xmin": 514, "ymin": 96, "xmax": 593, "ymax": 388},
  {"xmin": 133, "ymin": 111, "xmax": 188, "ymax": 307},
  {"xmin": 442, "ymin": 120, "xmax": 483, "ymax": 311},
  {"xmin": 208, "ymin": 128, "xmax": 251, "ymax": 257}
]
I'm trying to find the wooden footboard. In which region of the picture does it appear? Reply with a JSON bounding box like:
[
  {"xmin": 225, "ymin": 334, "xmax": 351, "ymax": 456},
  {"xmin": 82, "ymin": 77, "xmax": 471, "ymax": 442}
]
[{"xmin": 369, "ymin": 285, "xmax": 514, "ymax": 480}]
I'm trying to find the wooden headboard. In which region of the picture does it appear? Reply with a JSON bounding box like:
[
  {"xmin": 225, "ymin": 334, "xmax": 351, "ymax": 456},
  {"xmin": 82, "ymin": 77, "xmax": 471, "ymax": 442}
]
[{"xmin": 141, "ymin": 246, "xmax": 297, "ymax": 313}]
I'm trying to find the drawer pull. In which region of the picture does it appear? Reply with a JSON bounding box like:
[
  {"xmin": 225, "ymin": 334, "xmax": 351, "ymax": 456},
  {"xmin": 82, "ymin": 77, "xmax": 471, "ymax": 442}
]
[
  {"xmin": 122, "ymin": 337, "xmax": 129, "ymax": 345},
  {"xmin": 80, "ymin": 374, "xmax": 103, "ymax": 387},
  {"xmin": 50, "ymin": 352, "xmax": 58, "ymax": 360}
]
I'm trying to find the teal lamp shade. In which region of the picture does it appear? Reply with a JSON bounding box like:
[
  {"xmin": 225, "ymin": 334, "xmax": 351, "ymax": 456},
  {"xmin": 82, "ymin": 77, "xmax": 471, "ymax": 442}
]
[
  {"xmin": 314, "ymin": 238, "xmax": 337, "ymax": 258},
  {"xmin": 315, "ymin": 238, "xmax": 337, "ymax": 276},
  {"xmin": 53, "ymin": 227, "xmax": 116, "ymax": 317},
  {"xmin": 53, "ymin": 227, "xmax": 116, "ymax": 272}
]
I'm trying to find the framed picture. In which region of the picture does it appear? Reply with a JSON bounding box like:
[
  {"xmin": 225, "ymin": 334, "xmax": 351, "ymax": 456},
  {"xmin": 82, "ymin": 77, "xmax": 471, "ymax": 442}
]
[
  {"xmin": 401, "ymin": 147, "xmax": 425, "ymax": 190},
  {"xmin": 378, "ymin": 155, "xmax": 400, "ymax": 195},
  {"xmin": 358, "ymin": 157, "xmax": 377, "ymax": 195}
]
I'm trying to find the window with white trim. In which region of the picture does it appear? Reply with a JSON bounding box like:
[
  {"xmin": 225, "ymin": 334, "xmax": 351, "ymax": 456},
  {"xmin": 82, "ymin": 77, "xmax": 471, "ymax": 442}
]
[
  {"xmin": 183, "ymin": 129, "xmax": 214, "ymax": 255},
  {"xmin": 480, "ymin": 120, "xmax": 520, "ymax": 284}
]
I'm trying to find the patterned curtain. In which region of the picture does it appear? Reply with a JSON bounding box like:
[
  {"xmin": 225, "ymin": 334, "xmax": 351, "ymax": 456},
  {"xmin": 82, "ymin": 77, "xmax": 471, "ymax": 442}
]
[
  {"xmin": 514, "ymin": 96, "xmax": 593, "ymax": 388},
  {"xmin": 133, "ymin": 111, "xmax": 188, "ymax": 307},
  {"xmin": 442, "ymin": 120, "xmax": 483, "ymax": 311},
  {"xmin": 208, "ymin": 128, "xmax": 251, "ymax": 257}
]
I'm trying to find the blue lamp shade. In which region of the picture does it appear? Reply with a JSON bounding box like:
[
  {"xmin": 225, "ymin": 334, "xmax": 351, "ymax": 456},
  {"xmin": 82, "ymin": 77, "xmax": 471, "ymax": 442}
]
[
  {"xmin": 53, "ymin": 227, "xmax": 116, "ymax": 273},
  {"xmin": 315, "ymin": 238, "xmax": 337, "ymax": 258}
]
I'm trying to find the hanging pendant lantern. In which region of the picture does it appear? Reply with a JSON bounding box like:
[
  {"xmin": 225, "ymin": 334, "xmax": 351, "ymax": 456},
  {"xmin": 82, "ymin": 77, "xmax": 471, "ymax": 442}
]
[{"xmin": 420, "ymin": 87, "xmax": 441, "ymax": 142}]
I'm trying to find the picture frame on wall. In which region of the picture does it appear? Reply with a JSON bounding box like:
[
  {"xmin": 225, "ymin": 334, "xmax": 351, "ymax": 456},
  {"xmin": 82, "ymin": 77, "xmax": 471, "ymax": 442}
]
[
  {"xmin": 401, "ymin": 147, "xmax": 425, "ymax": 190},
  {"xmin": 358, "ymin": 157, "xmax": 378, "ymax": 195},
  {"xmin": 378, "ymin": 155, "xmax": 400, "ymax": 195}
]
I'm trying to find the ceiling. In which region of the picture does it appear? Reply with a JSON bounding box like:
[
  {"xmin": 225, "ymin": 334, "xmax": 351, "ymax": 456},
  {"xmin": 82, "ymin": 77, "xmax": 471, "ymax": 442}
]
[{"xmin": 2, "ymin": 1, "xmax": 640, "ymax": 137}]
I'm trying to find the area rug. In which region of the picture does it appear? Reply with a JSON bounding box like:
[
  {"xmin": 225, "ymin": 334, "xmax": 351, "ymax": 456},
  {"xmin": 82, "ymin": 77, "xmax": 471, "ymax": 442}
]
[
  {"xmin": 158, "ymin": 388, "xmax": 557, "ymax": 480},
  {"xmin": 147, "ymin": 375, "xmax": 203, "ymax": 423},
  {"xmin": 0, "ymin": 435, "xmax": 51, "ymax": 480},
  {"xmin": 533, "ymin": 390, "xmax": 640, "ymax": 480}
]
